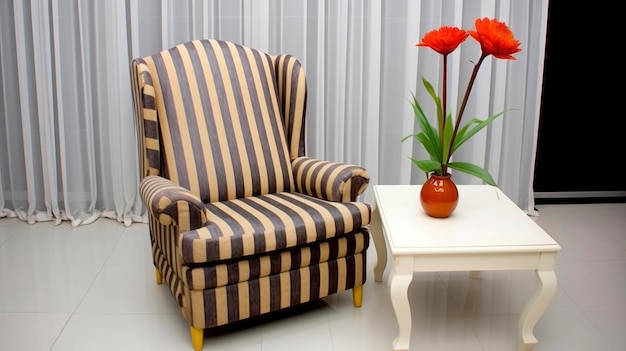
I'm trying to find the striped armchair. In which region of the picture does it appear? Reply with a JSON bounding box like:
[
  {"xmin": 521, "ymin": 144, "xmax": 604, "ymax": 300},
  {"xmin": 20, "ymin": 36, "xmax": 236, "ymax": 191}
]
[{"xmin": 130, "ymin": 39, "xmax": 371, "ymax": 350}]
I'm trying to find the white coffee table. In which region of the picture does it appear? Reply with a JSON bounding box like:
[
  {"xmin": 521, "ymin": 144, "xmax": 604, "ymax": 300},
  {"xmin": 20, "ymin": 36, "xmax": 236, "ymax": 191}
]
[{"xmin": 370, "ymin": 185, "xmax": 561, "ymax": 351}]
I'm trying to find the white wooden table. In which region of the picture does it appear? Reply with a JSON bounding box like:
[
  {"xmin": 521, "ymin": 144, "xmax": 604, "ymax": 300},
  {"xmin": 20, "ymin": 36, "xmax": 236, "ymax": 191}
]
[{"xmin": 370, "ymin": 185, "xmax": 561, "ymax": 351}]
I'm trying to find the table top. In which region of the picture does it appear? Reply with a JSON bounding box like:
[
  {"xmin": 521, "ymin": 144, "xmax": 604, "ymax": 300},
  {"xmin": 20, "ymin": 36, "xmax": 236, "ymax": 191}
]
[{"xmin": 373, "ymin": 185, "xmax": 561, "ymax": 255}]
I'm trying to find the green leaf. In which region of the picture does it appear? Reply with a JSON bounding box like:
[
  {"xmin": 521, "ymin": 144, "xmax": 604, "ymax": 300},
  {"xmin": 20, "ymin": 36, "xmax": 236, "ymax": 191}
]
[
  {"xmin": 447, "ymin": 161, "xmax": 497, "ymax": 186},
  {"xmin": 422, "ymin": 78, "xmax": 443, "ymax": 134},
  {"xmin": 409, "ymin": 157, "xmax": 442, "ymax": 174},
  {"xmin": 415, "ymin": 133, "xmax": 440, "ymax": 160},
  {"xmin": 452, "ymin": 109, "xmax": 510, "ymax": 154},
  {"xmin": 400, "ymin": 132, "xmax": 419, "ymax": 143},
  {"xmin": 409, "ymin": 94, "xmax": 443, "ymax": 163}
]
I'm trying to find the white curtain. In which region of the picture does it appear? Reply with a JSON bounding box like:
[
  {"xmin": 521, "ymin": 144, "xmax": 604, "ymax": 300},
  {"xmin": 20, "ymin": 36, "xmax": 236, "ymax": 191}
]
[{"xmin": 0, "ymin": 0, "xmax": 549, "ymax": 227}]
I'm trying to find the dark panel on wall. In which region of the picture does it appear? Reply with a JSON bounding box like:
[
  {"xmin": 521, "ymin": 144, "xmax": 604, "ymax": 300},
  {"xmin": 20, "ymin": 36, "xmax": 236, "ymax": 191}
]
[{"xmin": 534, "ymin": 1, "xmax": 626, "ymax": 202}]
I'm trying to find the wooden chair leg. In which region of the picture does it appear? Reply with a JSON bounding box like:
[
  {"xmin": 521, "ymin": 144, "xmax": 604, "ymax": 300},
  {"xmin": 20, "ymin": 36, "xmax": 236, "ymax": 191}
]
[
  {"xmin": 155, "ymin": 268, "xmax": 162, "ymax": 285},
  {"xmin": 352, "ymin": 285, "xmax": 363, "ymax": 307},
  {"xmin": 190, "ymin": 326, "xmax": 204, "ymax": 351}
]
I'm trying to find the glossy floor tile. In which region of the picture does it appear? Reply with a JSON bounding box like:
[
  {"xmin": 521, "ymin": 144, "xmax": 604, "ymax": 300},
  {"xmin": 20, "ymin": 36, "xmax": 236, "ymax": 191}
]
[{"xmin": 0, "ymin": 202, "xmax": 624, "ymax": 351}]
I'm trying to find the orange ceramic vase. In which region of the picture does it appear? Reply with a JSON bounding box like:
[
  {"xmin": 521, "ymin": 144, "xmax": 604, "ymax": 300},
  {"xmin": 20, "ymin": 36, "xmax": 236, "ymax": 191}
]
[{"xmin": 420, "ymin": 173, "xmax": 459, "ymax": 218}]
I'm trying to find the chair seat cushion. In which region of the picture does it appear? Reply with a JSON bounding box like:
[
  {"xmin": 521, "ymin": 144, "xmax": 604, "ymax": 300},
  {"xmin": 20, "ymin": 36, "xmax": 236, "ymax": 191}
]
[
  {"xmin": 180, "ymin": 192, "xmax": 371, "ymax": 264},
  {"xmin": 183, "ymin": 229, "xmax": 369, "ymax": 290}
]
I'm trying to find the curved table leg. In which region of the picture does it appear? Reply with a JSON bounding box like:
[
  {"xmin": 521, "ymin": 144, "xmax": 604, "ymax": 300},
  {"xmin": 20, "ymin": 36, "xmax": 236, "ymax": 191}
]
[
  {"xmin": 370, "ymin": 204, "xmax": 387, "ymax": 282},
  {"xmin": 517, "ymin": 253, "xmax": 558, "ymax": 351},
  {"xmin": 389, "ymin": 256, "xmax": 413, "ymax": 351}
]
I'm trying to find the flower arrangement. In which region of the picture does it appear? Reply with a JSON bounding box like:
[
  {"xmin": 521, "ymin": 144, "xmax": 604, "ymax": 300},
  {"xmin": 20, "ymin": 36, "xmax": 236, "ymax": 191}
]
[{"xmin": 402, "ymin": 17, "xmax": 522, "ymax": 186}]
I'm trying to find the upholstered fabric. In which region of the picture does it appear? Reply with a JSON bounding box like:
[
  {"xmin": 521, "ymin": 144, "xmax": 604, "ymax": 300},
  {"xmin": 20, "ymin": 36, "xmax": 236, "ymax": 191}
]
[
  {"xmin": 274, "ymin": 53, "xmax": 307, "ymax": 160},
  {"xmin": 139, "ymin": 175, "xmax": 370, "ymax": 264},
  {"xmin": 150, "ymin": 233, "xmax": 368, "ymax": 328},
  {"xmin": 133, "ymin": 40, "xmax": 294, "ymax": 202},
  {"xmin": 130, "ymin": 39, "xmax": 371, "ymax": 349},
  {"xmin": 182, "ymin": 230, "xmax": 369, "ymax": 290}
]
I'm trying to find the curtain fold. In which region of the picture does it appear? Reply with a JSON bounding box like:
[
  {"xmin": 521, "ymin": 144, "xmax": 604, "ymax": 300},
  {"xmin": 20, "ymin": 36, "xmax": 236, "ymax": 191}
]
[{"xmin": 0, "ymin": 0, "xmax": 548, "ymax": 227}]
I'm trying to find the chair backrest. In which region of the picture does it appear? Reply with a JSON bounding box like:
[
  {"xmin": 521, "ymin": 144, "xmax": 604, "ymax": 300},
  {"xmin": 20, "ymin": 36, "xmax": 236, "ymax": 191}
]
[{"xmin": 131, "ymin": 39, "xmax": 308, "ymax": 203}]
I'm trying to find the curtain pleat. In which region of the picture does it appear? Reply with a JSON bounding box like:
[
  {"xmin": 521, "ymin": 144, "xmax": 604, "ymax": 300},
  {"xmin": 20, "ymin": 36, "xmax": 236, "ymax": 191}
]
[{"xmin": 0, "ymin": 0, "xmax": 548, "ymax": 227}]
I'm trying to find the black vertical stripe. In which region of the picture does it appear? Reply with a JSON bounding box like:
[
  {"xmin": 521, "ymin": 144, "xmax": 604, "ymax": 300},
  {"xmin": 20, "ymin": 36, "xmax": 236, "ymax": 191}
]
[
  {"xmin": 142, "ymin": 93, "xmax": 156, "ymax": 110},
  {"xmin": 309, "ymin": 245, "xmax": 320, "ymax": 267},
  {"xmin": 285, "ymin": 56, "xmax": 300, "ymax": 153},
  {"xmin": 143, "ymin": 119, "xmax": 158, "ymax": 138},
  {"xmin": 291, "ymin": 57, "xmax": 307, "ymax": 158},
  {"xmin": 188, "ymin": 43, "xmax": 215, "ymax": 196},
  {"xmin": 226, "ymin": 284, "xmax": 240, "ymax": 323},
  {"xmin": 248, "ymin": 256, "xmax": 261, "ymax": 280},
  {"xmin": 277, "ymin": 54, "xmax": 307, "ymax": 160},
  {"xmin": 290, "ymin": 248, "xmax": 302, "ymax": 270},
  {"xmin": 229, "ymin": 263, "xmax": 240, "ymax": 285},
  {"xmin": 146, "ymin": 149, "xmax": 159, "ymax": 173},
  {"xmin": 248, "ymin": 279, "xmax": 260, "ymax": 316},
  {"xmin": 195, "ymin": 42, "xmax": 227, "ymax": 202},
  {"xmin": 204, "ymin": 41, "xmax": 236, "ymax": 200},
  {"xmin": 215, "ymin": 41, "xmax": 247, "ymax": 199},
  {"xmin": 168, "ymin": 46, "xmax": 207, "ymax": 192},
  {"xmin": 204, "ymin": 289, "xmax": 217, "ymax": 326},
  {"xmin": 347, "ymin": 254, "xmax": 358, "ymax": 289},
  {"xmin": 204, "ymin": 266, "xmax": 217, "ymax": 289},
  {"xmin": 290, "ymin": 269, "xmax": 302, "ymax": 304},
  {"xmin": 151, "ymin": 53, "xmax": 191, "ymax": 188},
  {"xmin": 180, "ymin": 41, "xmax": 212, "ymax": 199},
  {"xmin": 328, "ymin": 238, "xmax": 339, "ymax": 262},
  {"xmin": 309, "ymin": 264, "xmax": 320, "ymax": 300},
  {"xmin": 231, "ymin": 44, "xmax": 264, "ymax": 196},
  {"xmin": 269, "ymin": 274, "xmax": 281, "ymax": 311},
  {"xmin": 328, "ymin": 259, "xmax": 338, "ymax": 295},
  {"xmin": 270, "ymin": 251, "xmax": 282, "ymax": 273},
  {"xmin": 249, "ymin": 50, "xmax": 281, "ymax": 194},
  {"xmin": 277, "ymin": 55, "xmax": 291, "ymax": 139}
]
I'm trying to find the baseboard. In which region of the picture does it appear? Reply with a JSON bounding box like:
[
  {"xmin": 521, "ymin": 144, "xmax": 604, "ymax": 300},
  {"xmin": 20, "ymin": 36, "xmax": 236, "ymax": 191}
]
[{"xmin": 534, "ymin": 191, "xmax": 626, "ymax": 204}]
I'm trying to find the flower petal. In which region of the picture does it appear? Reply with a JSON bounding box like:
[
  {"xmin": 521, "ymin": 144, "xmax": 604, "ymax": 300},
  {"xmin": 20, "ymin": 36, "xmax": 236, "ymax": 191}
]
[
  {"xmin": 468, "ymin": 17, "xmax": 522, "ymax": 59},
  {"xmin": 416, "ymin": 26, "xmax": 469, "ymax": 56}
]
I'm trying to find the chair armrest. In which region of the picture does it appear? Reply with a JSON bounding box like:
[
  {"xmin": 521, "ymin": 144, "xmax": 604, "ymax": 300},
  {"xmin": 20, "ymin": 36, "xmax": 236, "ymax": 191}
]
[
  {"xmin": 292, "ymin": 156, "xmax": 370, "ymax": 202},
  {"xmin": 139, "ymin": 175, "xmax": 208, "ymax": 230}
]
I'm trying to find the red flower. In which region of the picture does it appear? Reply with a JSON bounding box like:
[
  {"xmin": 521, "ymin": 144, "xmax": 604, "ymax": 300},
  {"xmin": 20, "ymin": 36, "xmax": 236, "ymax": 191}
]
[
  {"xmin": 416, "ymin": 26, "xmax": 469, "ymax": 56},
  {"xmin": 468, "ymin": 17, "xmax": 521, "ymax": 60}
]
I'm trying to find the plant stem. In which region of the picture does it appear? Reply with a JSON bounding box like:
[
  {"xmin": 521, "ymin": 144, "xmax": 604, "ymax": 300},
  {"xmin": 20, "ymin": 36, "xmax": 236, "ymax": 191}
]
[
  {"xmin": 441, "ymin": 54, "xmax": 448, "ymax": 149},
  {"xmin": 439, "ymin": 55, "xmax": 448, "ymax": 175},
  {"xmin": 444, "ymin": 52, "xmax": 487, "ymax": 166}
]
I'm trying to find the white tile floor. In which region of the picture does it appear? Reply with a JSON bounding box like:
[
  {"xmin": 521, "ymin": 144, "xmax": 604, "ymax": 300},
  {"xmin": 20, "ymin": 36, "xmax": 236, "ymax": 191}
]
[{"xmin": 1, "ymin": 202, "xmax": 625, "ymax": 351}]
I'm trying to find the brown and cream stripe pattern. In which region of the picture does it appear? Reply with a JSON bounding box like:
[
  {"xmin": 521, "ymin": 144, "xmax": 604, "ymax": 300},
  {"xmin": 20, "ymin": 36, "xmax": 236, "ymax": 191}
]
[
  {"xmin": 190, "ymin": 252, "xmax": 367, "ymax": 328},
  {"xmin": 181, "ymin": 191, "xmax": 370, "ymax": 264},
  {"xmin": 183, "ymin": 228, "xmax": 369, "ymax": 290},
  {"xmin": 292, "ymin": 156, "xmax": 370, "ymax": 202},
  {"xmin": 274, "ymin": 53, "xmax": 307, "ymax": 160},
  {"xmin": 131, "ymin": 60, "xmax": 161, "ymax": 178},
  {"xmin": 150, "ymin": 211, "xmax": 369, "ymax": 329},
  {"xmin": 134, "ymin": 39, "xmax": 295, "ymax": 203},
  {"xmin": 130, "ymin": 39, "xmax": 372, "ymax": 340},
  {"xmin": 138, "ymin": 175, "xmax": 370, "ymax": 264}
]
